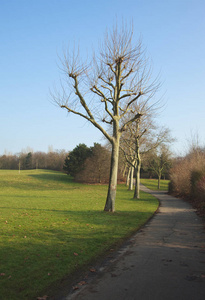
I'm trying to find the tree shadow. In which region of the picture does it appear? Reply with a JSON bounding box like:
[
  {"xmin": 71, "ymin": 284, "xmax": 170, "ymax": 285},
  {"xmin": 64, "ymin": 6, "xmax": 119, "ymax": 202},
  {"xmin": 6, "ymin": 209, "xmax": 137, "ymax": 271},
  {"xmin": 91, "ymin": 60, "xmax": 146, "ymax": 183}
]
[{"xmin": 28, "ymin": 172, "xmax": 75, "ymax": 184}]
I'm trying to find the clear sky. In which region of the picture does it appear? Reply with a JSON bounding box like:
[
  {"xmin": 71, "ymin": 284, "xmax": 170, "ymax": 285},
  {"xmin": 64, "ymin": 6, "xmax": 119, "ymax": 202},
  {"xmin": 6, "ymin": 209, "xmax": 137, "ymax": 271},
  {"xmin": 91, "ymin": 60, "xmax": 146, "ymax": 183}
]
[{"xmin": 0, "ymin": 0, "xmax": 204, "ymax": 156}]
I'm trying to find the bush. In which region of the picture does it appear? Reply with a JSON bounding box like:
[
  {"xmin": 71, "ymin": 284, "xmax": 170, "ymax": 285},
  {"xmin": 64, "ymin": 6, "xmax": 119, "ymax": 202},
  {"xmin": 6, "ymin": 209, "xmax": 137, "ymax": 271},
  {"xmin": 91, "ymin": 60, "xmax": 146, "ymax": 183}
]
[
  {"xmin": 190, "ymin": 170, "xmax": 205, "ymax": 198},
  {"xmin": 169, "ymin": 149, "xmax": 205, "ymax": 197},
  {"xmin": 168, "ymin": 180, "xmax": 174, "ymax": 194},
  {"xmin": 169, "ymin": 157, "xmax": 190, "ymax": 196},
  {"xmin": 197, "ymin": 176, "xmax": 205, "ymax": 200},
  {"xmin": 75, "ymin": 144, "xmax": 111, "ymax": 183},
  {"xmin": 169, "ymin": 148, "xmax": 205, "ymax": 217},
  {"xmin": 190, "ymin": 169, "xmax": 205, "ymax": 215}
]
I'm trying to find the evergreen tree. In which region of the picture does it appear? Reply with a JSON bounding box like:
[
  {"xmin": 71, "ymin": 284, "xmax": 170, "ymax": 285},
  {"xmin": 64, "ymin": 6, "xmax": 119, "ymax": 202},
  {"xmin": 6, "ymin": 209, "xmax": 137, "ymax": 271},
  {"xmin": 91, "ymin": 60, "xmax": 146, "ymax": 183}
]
[
  {"xmin": 63, "ymin": 144, "xmax": 91, "ymax": 177},
  {"xmin": 25, "ymin": 152, "xmax": 32, "ymax": 169}
]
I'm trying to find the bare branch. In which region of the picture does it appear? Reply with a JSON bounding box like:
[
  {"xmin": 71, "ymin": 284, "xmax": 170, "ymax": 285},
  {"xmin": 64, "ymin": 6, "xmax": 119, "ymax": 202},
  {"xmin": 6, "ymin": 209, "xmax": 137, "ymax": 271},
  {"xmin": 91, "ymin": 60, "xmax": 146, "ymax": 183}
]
[
  {"xmin": 72, "ymin": 75, "xmax": 94, "ymax": 120},
  {"xmin": 120, "ymin": 113, "xmax": 142, "ymax": 132},
  {"xmin": 99, "ymin": 75, "xmax": 115, "ymax": 90},
  {"xmin": 60, "ymin": 104, "xmax": 113, "ymax": 143}
]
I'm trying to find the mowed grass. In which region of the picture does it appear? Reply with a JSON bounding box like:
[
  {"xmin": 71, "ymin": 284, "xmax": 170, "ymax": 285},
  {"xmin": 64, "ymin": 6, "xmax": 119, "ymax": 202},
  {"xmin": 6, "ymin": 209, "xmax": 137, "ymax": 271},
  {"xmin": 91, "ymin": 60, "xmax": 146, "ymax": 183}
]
[
  {"xmin": 0, "ymin": 170, "xmax": 159, "ymax": 300},
  {"xmin": 141, "ymin": 178, "xmax": 170, "ymax": 191}
]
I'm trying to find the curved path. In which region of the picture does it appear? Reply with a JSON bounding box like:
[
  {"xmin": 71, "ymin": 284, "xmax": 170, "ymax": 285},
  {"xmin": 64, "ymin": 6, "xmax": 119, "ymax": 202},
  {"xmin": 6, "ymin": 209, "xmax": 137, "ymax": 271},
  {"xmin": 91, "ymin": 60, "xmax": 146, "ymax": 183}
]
[{"xmin": 64, "ymin": 186, "xmax": 205, "ymax": 300}]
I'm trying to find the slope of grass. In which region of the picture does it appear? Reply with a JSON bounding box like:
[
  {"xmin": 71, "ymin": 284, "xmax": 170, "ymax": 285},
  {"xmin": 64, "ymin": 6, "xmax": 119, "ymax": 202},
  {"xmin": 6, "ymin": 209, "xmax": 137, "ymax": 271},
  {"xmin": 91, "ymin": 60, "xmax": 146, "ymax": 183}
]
[
  {"xmin": 0, "ymin": 170, "xmax": 158, "ymax": 299},
  {"xmin": 140, "ymin": 178, "xmax": 170, "ymax": 191}
]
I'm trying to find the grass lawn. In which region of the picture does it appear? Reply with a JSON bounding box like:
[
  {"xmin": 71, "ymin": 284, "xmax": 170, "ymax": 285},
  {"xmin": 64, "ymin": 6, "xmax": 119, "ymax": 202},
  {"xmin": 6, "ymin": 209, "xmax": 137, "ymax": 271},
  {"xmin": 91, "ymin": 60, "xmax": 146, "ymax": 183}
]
[
  {"xmin": 140, "ymin": 178, "xmax": 170, "ymax": 191},
  {"xmin": 0, "ymin": 170, "xmax": 159, "ymax": 300}
]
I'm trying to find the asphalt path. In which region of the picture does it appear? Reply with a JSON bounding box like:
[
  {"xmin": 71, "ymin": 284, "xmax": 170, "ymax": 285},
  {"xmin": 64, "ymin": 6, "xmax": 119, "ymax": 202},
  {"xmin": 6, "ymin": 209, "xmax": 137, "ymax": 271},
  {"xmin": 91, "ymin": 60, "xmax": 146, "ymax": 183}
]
[{"xmin": 62, "ymin": 185, "xmax": 205, "ymax": 300}]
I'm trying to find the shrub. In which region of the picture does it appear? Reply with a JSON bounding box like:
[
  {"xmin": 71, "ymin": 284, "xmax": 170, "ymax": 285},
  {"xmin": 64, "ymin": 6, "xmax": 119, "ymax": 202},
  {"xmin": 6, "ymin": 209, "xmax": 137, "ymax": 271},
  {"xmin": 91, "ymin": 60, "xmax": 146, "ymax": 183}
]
[
  {"xmin": 169, "ymin": 149, "xmax": 205, "ymax": 197},
  {"xmin": 190, "ymin": 170, "xmax": 205, "ymax": 197},
  {"xmin": 197, "ymin": 176, "xmax": 205, "ymax": 199},
  {"xmin": 75, "ymin": 145, "xmax": 111, "ymax": 183},
  {"xmin": 169, "ymin": 148, "xmax": 205, "ymax": 217},
  {"xmin": 169, "ymin": 157, "xmax": 190, "ymax": 196}
]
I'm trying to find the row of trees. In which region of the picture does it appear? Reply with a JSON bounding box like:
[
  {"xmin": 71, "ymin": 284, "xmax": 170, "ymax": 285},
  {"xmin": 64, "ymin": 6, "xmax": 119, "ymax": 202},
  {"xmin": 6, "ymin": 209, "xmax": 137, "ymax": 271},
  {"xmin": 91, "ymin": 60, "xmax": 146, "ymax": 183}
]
[
  {"xmin": 63, "ymin": 143, "xmax": 112, "ymax": 183},
  {"xmin": 120, "ymin": 111, "xmax": 173, "ymax": 198},
  {"xmin": 63, "ymin": 140, "xmax": 172, "ymax": 189},
  {"xmin": 0, "ymin": 150, "xmax": 67, "ymax": 171},
  {"xmin": 0, "ymin": 141, "xmax": 172, "ymax": 187},
  {"xmin": 52, "ymin": 22, "xmax": 173, "ymax": 211}
]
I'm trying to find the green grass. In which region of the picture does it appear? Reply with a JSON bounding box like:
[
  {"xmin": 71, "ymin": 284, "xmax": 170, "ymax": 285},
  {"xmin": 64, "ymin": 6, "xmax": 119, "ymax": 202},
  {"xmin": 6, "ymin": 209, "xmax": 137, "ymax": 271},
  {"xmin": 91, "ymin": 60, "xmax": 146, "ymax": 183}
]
[
  {"xmin": 140, "ymin": 178, "xmax": 170, "ymax": 191},
  {"xmin": 0, "ymin": 170, "xmax": 159, "ymax": 300}
]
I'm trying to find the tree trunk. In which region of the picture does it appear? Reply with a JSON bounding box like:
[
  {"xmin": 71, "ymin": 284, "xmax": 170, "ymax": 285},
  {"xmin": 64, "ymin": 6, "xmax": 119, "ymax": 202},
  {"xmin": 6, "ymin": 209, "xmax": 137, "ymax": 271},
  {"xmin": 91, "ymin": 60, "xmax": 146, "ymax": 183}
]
[
  {"xmin": 129, "ymin": 166, "xmax": 134, "ymax": 190},
  {"xmin": 134, "ymin": 159, "xmax": 141, "ymax": 199},
  {"xmin": 122, "ymin": 164, "xmax": 127, "ymax": 180},
  {"xmin": 104, "ymin": 139, "xmax": 120, "ymax": 212},
  {"xmin": 158, "ymin": 173, "xmax": 161, "ymax": 190},
  {"xmin": 133, "ymin": 122, "xmax": 141, "ymax": 199},
  {"xmin": 126, "ymin": 166, "xmax": 131, "ymax": 186}
]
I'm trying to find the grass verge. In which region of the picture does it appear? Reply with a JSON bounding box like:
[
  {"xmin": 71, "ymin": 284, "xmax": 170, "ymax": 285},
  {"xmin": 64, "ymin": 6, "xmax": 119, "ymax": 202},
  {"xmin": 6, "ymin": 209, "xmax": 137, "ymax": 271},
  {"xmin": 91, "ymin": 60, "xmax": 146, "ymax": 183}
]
[
  {"xmin": 140, "ymin": 178, "xmax": 170, "ymax": 191},
  {"xmin": 0, "ymin": 170, "xmax": 158, "ymax": 299}
]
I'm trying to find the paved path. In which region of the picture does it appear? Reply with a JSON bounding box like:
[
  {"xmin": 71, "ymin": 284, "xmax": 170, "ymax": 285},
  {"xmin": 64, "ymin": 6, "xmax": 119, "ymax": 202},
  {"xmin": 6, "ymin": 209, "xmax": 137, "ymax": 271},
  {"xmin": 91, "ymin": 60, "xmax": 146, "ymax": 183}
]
[{"xmin": 64, "ymin": 186, "xmax": 205, "ymax": 300}]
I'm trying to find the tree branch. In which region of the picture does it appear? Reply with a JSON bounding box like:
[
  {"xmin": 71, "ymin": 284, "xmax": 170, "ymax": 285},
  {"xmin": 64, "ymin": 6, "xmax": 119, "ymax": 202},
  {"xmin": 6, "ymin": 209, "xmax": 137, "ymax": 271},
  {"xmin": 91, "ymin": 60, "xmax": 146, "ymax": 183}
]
[
  {"xmin": 61, "ymin": 104, "xmax": 113, "ymax": 143},
  {"xmin": 120, "ymin": 113, "xmax": 142, "ymax": 132},
  {"xmin": 120, "ymin": 145, "xmax": 136, "ymax": 168},
  {"xmin": 121, "ymin": 67, "xmax": 134, "ymax": 82},
  {"xmin": 91, "ymin": 85, "xmax": 113, "ymax": 119},
  {"xmin": 71, "ymin": 74, "xmax": 94, "ymax": 120},
  {"xmin": 99, "ymin": 76, "xmax": 115, "ymax": 90}
]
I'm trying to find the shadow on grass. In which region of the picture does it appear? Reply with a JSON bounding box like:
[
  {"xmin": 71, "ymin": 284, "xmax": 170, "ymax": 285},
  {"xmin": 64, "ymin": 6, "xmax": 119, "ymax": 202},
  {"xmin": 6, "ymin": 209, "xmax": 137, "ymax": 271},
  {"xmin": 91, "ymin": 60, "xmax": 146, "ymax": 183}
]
[
  {"xmin": 0, "ymin": 201, "xmax": 155, "ymax": 237},
  {"xmin": 0, "ymin": 205, "xmax": 151, "ymax": 219},
  {"xmin": 2, "ymin": 172, "xmax": 81, "ymax": 191},
  {"xmin": 28, "ymin": 172, "xmax": 76, "ymax": 184}
]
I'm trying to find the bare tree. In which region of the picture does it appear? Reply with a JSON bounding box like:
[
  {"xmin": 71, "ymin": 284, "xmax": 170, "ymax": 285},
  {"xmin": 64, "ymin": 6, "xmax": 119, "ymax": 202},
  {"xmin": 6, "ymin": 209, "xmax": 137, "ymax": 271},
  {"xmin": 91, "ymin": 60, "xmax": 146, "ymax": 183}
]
[
  {"xmin": 52, "ymin": 23, "xmax": 160, "ymax": 212},
  {"xmin": 121, "ymin": 111, "xmax": 172, "ymax": 198},
  {"xmin": 145, "ymin": 145, "xmax": 172, "ymax": 189}
]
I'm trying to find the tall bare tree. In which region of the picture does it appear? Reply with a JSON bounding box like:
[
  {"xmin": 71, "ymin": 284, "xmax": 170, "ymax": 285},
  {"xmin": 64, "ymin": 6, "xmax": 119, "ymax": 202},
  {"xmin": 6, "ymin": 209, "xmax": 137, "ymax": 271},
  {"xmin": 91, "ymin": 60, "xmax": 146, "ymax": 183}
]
[
  {"xmin": 145, "ymin": 145, "xmax": 172, "ymax": 189},
  {"xmin": 52, "ymin": 23, "xmax": 160, "ymax": 212},
  {"xmin": 121, "ymin": 111, "xmax": 172, "ymax": 198}
]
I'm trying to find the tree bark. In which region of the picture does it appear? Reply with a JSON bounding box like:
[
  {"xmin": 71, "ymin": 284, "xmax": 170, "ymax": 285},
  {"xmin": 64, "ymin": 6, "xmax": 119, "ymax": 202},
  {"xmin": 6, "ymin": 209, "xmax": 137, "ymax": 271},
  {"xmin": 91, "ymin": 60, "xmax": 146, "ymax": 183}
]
[
  {"xmin": 134, "ymin": 158, "xmax": 141, "ymax": 199},
  {"xmin": 129, "ymin": 166, "xmax": 134, "ymax": 190},
  {"xmin": 104, "ymin": 138, "xmax": 120, "ymax": 212},
  {"xmin": 158, "ymin": 173, "xmax": 161, "ymax": 190},
  {"xmin": 134, "ymin": 121, "xmax": 141, "ymax": 199},
  {"xmin": 126, "ymin": 166, "xmax": 131, "ymax": 186}
]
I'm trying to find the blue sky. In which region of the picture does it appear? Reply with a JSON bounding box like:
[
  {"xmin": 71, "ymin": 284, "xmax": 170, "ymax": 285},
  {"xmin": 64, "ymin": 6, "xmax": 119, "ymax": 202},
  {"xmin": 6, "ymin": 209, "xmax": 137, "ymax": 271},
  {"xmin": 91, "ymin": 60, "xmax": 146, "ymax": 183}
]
[{"xmin": 0, "ymin": 0, "xmax": 204, "ymax": 156}]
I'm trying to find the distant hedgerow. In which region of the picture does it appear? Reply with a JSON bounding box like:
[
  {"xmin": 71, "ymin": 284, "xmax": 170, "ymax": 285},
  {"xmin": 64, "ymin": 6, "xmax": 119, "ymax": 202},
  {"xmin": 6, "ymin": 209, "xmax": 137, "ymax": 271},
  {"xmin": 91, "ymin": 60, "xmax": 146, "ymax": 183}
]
[{"xmin": 169, "ymin": 148, "xmax": 205, "ymax": 216}]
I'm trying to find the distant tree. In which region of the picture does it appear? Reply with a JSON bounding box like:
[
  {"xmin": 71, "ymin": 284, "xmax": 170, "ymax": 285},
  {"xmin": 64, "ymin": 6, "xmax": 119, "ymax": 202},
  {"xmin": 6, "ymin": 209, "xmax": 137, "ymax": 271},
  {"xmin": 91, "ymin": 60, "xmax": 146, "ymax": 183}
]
[
  {"xmin": 46, "ymin": 149, "xmax": 67, "ymax": 171},
  {"xmin": 120, "ymin": 109, "xmax": 173, "ymax": 198},
  {"xmin": 75, "ymin": 143, "xmax": 111, "ymax": 183},
  {"xmin": 63, "ymin": 144, "xmax": 91, "ymax": 177},
  {"xmin": 0, "ymin": 150, "xmax": 67, "ymax": 171},
  {"xmin": 32, "ymin": 152, "xmax": 47, "ymax": 169},
  {"xmin": 121, "ymin": 118, "xmax": 143, "ymax": 198},
  {"xmin": 18, "ymin": 153, "xmax": 26, "ymax": 170},
  {"xmin": 25, "ymin": 152, "xmax": 33, "ymax": 169},
  {"xmin": 0, "ymin": 154, "xmax": 19, "ymax": 169},
  {"xmin": 52, "ymin": 23, "xmax": 160, "ymax": 211},
  {"xmin": 145, "ymin": 145, "xmax": 172, "ymax": 189}
]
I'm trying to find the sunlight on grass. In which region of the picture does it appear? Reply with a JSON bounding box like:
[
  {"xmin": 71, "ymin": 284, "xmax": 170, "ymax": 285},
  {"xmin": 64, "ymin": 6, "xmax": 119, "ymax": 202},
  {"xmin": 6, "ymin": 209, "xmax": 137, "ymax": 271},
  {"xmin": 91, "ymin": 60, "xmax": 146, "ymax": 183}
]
[
  {"xmin": 0, "ymin": 170, "xmax": 158, "ymax": 299},
  {"xmin": 140, "ymin": 178, "xmax": 170, "ymax": 191}
]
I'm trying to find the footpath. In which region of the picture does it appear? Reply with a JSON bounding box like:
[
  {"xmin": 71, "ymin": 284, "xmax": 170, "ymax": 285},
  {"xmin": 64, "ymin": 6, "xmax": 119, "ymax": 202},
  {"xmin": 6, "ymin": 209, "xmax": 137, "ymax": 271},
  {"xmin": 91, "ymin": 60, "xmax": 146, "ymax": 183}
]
[{"xmin": 59, "ymin": 185, "xmax": 205, "ymax": 300}]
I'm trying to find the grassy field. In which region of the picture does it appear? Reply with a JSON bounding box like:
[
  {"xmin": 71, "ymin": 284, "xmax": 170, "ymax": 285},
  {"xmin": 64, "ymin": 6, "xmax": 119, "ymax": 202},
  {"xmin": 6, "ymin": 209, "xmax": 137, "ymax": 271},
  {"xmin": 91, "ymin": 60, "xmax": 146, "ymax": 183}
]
[
  {"xmin": 140, "ymin": 178, "xmax": 170, "ymax": 191},
  {"xmin": 0, "ymin": 170, "xmax": 159, "ymax": 300}
]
